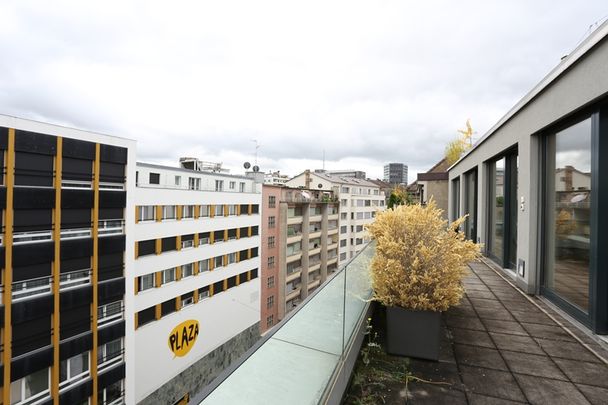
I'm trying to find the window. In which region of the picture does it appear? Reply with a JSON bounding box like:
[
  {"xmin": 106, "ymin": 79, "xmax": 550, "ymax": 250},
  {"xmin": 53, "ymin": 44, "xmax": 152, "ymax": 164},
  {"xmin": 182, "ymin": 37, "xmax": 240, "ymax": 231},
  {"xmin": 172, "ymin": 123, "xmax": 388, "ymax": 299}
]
[
  {"xmin": 215, "ymin": 204, "xmax": 224, "ymax": 216},
  {"xmin": 268, "ymin": 236, "xmax": 275, "ymax": 248},
  {"xmin": 267, "ymin": 276, "xmax": 275, "ymax": 288},
  {"xmin": 149, "ymin": 173, "xmax": 160, "ymax": 184},
  {"xmin": 182, "ymin": 263, "xmax": 194, "ymax": 278},
  {"xmin": 181, "ymin": 293, "xmax": 194, "ymax": 308},
  {"xmin": 340, "ymin": 252, "xmax": 347, "ymax": 261},
  {"xmin": 356, "ymin": 225, "xmax": 363, "ymax": 232},
  {"xmin": 341, "ymin": 199, "xmax": 347, "ymax": 205},
  {"xmin": 267, "ymin": 256, "xmax": 275, "ymax": 269},
  {"xmin": 138, "ymin": 274, "xmax": 155, "ymax": 291},
  {"xmin": 139, "ymin": 206, "xmax": 156, "ymax": 222},
  {"xmin": 229, "ymin": 181, "xmax": 236, "ymax": 190},
  {"xmin": 266, "ymin": 315, "xmax": 274, "ymax": 328},
  {"xmin": 98, "ymin": 301, "xmax": 122, "ymax": 326},
  {"xmin": 268, "ymin": 216, "xmax": 276, "ymax": 228},
  {"xmin": 174, "ymin": 176, "xmax": 181, "ymax": 186},
  {"xmin": 228, "ymin": 205, "xmax": 237, "ymax": 216},
  {"xmin": 199, "ymin": 259, "xmax": 210, "ymax": 273},
  {"xmin": 228, "ymin": 253, "xmax": 237, "ymax": 265},
  {"xmin": 182, "ymin": 237, "xmax": 194, "ymax": 249},
  {"xmin": 267, "ymin": 295, "xmax": 274, "ymax": 309},
  {"xmin": 340, "ymin": 225, "xmax": 347, "ymax": 234},
  {"xmin": 215, "ymin": 256, "xmax": 224, "ymax": 268},
  {"xmin": 200, "ymin": 205, "xmax": 210, "ymax": 217},
  {"xmin": 98, "ymin": 338, "xmax": 122, "ymax": 371},
  {"xmin": 182, "ymin": 205, "xmax": 195, "ymax": 219},
  {"xmin": 199, "ymin": 286, "xmax": 210, "ymax": 299},
  {"xmin": 239, "ymin": 182, "xmax": 246, "ymax": 192},
  {"xmin": 341, "ymin": 187, "xmax": 349, "ymax": 193},
  {"xmin": 340, "ymin": 239, "xmax": 347, "ymax": 247},
  {"xmin": 268, "ymin": 196, "xmax": 276, "ymax": 208},
  {"xmin": 10, "ymin": 367, "xmax": 49, "ymax": 405},
  {"xmin": 215, "ymin": 180, "xmax": 224, "ymax": 191},
  {"xmin": 99, "ymin": 380, "xmax": 123, "ymax": 405},
  {"xmin": 163, "ymin": 205, "xmax": 176, "ymax": 220},
  {"xmin": 60, "ymin": 352, "xmax": 89, "ymax": 386},
  {"xmin": 189, "ymin": 177, "xmax": 200, "ymax": 190},
  {"xmin": 162, "ymin": 268, "xmax": 176, "ymax": 284},
  {"xmin": 341, "ymin": 212, "xmax": 347, "ymax": 220}
]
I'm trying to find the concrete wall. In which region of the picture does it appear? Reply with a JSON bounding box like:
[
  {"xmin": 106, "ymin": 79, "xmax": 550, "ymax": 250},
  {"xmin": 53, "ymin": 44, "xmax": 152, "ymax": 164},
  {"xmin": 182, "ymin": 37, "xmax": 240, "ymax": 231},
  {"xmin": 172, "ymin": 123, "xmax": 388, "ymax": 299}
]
[{"xmin": 448, "ymin": 33, "xmax": 608, "ymax": 294}]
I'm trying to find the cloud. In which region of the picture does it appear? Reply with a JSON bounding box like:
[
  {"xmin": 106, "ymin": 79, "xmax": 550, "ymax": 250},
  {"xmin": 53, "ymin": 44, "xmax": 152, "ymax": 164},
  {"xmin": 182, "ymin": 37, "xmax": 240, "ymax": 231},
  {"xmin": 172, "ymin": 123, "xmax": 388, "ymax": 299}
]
[{"xmin": 0, "ymin": 0, "xmax": 606, "ymax": 180}]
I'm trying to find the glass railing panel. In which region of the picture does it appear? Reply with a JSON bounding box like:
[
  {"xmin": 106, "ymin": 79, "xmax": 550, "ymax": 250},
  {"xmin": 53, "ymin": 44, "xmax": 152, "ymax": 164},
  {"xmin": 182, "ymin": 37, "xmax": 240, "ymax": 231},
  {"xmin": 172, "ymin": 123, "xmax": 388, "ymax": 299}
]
[
  {"xmin": 203, "ymin": 338, "xmax": 339, "ymax": 405},
  {"xmin": 272, "ymin": 268, "xmax": 346, "ymax": 356},
  {"xmin": 199, "ymin": 243, "xmax": 375, "ymax": 405}
]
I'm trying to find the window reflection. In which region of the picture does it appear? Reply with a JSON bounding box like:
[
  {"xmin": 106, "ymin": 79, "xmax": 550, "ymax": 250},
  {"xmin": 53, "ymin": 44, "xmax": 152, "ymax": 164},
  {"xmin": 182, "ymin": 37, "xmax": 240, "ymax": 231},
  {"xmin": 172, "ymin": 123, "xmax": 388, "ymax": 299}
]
[{"xmin": 544, "ymin": 117, "xmax": 591, "ymax": 312}]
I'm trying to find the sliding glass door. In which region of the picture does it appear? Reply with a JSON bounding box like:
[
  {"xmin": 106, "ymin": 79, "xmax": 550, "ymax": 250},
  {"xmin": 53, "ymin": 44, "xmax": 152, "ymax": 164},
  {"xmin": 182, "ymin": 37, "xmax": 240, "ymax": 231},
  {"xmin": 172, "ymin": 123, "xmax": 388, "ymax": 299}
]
[
  {"xmin": 543, "ymin": 117, "xmax": 592, "ymax": 314},
  {"xmin": 464, "ymin": 169, "xmax": 477, "ymax": 241},
  {"xmin": 488, "ymin": 151, "xmax": 518, "ymax": 269}
]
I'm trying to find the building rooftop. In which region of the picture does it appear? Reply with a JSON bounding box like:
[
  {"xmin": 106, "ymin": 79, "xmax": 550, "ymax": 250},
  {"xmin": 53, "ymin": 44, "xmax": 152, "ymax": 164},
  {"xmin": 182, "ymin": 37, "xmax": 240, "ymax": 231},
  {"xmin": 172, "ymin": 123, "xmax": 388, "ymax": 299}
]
[{"xmin": 136, "ymin": 161, "xmax": 253, "ymax": 180}]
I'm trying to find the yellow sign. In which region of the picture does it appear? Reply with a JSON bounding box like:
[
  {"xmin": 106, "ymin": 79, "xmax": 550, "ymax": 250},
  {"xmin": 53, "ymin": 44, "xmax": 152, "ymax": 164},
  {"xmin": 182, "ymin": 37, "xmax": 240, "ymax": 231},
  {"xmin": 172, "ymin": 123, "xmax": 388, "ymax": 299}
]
[{"xmin": 169, "ymin": 320, "xmax": 199, "ymax": 357}]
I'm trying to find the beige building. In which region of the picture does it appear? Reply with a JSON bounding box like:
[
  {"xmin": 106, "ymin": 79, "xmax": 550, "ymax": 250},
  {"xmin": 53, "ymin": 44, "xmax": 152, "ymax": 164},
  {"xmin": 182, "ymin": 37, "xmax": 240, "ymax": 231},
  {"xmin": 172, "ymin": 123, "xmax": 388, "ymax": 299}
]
[
  {"xmin": 417, "ymin": 158, "xmax": 450, "ymax": 219},
  {"xmin": 260, "ymin": 185, "xmax": 339, "ymax": 332}
]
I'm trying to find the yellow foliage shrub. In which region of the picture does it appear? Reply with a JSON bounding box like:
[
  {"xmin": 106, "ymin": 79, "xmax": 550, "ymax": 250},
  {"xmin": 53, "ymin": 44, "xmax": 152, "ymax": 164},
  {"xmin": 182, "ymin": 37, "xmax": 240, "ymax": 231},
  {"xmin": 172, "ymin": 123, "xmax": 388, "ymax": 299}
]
[{"xmin": 366, "ymin": 200, "xmax": 480, "ymax": 311}]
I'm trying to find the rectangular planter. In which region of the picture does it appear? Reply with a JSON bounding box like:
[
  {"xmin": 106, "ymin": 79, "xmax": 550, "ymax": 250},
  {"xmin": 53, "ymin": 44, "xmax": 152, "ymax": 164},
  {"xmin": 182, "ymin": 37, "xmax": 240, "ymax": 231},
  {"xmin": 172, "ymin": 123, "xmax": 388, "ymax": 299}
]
[{"xmin": 385, "ymin": 306, "xmax": 441, "ymax": 361}]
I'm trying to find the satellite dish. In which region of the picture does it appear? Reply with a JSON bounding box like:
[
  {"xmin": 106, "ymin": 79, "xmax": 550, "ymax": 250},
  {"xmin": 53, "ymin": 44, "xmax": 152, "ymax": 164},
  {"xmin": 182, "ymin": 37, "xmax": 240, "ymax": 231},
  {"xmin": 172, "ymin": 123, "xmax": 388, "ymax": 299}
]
[
  {"xmin": 301, "ymin": 191, "xmax": 311, "ymax": 199},
  {"xmin": 253, "ymin": 165, "xmax": 260, "ymax": 172},
  {"xmin": 244, "ymin": 162, "xmax": 251, "ymax": 169}
]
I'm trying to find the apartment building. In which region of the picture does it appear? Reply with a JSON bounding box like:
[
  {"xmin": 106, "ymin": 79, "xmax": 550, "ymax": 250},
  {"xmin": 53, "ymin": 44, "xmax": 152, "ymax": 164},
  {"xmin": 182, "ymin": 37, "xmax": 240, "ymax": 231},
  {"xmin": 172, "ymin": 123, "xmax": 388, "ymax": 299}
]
[
  {"xmin": 260, "ymin": 185, "xmax": 339, "ymax": 332},
  {"xmin": 0, "ymin": 115, "xmax": 134, "ymax": 405},
  {"xmin": 286, "ymin": 170, "xmax": 385, "ymax": 266},
  {"xmin": 383, "ymin": 162, "xmax": 408, "ymax": 185},
  {"xmin": 448, "ymin": 21, "xmax": 608, "ymax": 335},
  {"xmin": 132, "ymin": 163, "xmax": 261, "ymax": 404}
]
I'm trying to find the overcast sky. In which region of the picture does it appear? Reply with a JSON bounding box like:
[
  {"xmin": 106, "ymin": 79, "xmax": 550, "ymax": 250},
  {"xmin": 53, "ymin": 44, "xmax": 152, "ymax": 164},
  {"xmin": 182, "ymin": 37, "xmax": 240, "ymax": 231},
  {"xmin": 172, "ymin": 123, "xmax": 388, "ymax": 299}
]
[{"xmin": 1, "ymin": 1, "xmax": 606, "ymax": 181}]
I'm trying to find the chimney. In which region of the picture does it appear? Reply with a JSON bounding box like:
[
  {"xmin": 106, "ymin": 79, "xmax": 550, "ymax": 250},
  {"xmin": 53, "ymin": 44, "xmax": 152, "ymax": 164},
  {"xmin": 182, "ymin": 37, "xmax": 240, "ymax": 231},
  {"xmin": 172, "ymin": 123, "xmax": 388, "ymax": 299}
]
[{"xmin": 305, "ymin": 169, "xmax": 312, "ymax": 189}]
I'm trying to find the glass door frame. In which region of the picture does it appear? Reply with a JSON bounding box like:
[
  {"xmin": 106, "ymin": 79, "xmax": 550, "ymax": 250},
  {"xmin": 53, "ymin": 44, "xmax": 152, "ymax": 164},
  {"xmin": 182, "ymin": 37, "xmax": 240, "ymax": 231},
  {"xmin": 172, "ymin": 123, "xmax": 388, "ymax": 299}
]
[
  {"xmin": 486, "ymin": 147, "xmax": 518, "ymax": 270},
  {"xmin": 540, "ymin": 104, "xmax": 608, "ymax": 333},
  {"xmin": 464, "ymin": 168, "xmax": 478, "ymax": 242}
]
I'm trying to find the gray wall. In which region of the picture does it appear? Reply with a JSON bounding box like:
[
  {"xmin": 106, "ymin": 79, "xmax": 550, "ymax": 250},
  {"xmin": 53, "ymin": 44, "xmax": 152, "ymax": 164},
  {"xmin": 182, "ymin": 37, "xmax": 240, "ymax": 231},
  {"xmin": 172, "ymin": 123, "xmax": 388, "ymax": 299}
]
[{"xmin": 448, "ymin": 34, "xmax": 608, "ymax": 293}]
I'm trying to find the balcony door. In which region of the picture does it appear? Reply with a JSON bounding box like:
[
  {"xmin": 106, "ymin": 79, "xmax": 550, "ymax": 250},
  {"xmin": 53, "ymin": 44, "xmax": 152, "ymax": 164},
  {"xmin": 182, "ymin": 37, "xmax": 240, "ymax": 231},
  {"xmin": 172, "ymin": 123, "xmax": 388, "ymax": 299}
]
[
  {"xmin": 488, "ymin": 150, "xmax": 518, "ymax": 269},
  {"xmin": 542, "ymin": 117, "xmax": 592, "ymax": 318},
  {"xmin": 464, "ymin": 169, "xmax": 478, "ymax": 241}
]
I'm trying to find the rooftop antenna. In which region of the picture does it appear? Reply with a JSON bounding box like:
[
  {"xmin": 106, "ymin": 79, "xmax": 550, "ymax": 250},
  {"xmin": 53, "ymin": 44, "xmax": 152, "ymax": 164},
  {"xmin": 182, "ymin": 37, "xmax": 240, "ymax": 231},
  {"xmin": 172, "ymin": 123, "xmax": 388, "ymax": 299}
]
[{"xmin": 251, "ymin": 139, "xmax": 260, "ymax": 165}]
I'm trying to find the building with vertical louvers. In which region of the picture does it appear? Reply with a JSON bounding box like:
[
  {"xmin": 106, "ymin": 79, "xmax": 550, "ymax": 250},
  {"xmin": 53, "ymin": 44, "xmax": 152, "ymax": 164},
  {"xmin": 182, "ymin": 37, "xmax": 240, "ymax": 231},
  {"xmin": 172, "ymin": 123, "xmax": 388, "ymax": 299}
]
[{"xmin": 0, "ymin": 115, "xmax": 134, "ymax": 405}]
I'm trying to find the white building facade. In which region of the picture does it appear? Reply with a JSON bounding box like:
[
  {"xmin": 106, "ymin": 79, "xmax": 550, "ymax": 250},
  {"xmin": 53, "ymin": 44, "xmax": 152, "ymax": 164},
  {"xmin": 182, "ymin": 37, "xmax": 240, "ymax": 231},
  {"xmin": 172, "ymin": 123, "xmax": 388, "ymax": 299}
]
[
  {"xmin": 131, "ymin": 163, "xmax": 262, "ymax": 404},
  {"xmin": 286, "ymin": 170, "xmax": 385, "ymax": 266}
]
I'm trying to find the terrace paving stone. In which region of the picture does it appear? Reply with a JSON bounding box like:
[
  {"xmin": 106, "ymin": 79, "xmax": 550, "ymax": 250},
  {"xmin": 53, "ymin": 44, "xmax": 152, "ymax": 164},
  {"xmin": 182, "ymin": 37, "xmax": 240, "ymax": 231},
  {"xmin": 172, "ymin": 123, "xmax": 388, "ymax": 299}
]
[
  {"xmin": 489, "ymin": 333, "xmax": 545, "ymax": 355},
  {"xmin": 575, "ymin": 383, "xmax": 608, "ymax": 405},
  {"xmin": 507, "ymin": 310, "xmax": 555, "ymax": 326},
  {"xmin": 520, "ymin": 322, "xmax": 577, "ymax": 342},
  {"xmin": 474, "ymin": 307, "xmax": 516, "ymax": 322},
  {"xmin": 500, "ymin": 350, "xmax": 568, "ymax": 380},
  {"xmin": 513, "ymin": 374, "xmax": 590, "ymax": 405},
  {"xmin": 454, "ymin": 344, "xmax": 508, "ymax": 370},
  {"xmin": 552, "ymin": 358, "xmax": 608, "ymax": 388},
  {"xmin": 534, "ymin": 338, "xmax": 602, "ymax": 363},
  {"xmin": 451, "ymin": 327, "xmax": 495, "ymax": 348},
  {"xmin": 445, "ymin": 314, "xmax": 487, "ymax": 331},
  {"xmin": 467, "ymin": 393, "xmax": 527, "ymax": 404},
  {"xmin": 459, "ymin": 365, "xmax": 527, "ymax": 402},
  {"xmin": 406, "ymin": 382, "xmax": 468, "ymax": 404},
  {"xmin": 482, "ymin": 319, "xmax": 528, "ymax": 336},
  {"xmin": 466, "ymin": 290, "xmax": 498, "ymax": 300},
  {"xmin": 469, "ymin": 298, "xmax": 506, "ymax": 309}
]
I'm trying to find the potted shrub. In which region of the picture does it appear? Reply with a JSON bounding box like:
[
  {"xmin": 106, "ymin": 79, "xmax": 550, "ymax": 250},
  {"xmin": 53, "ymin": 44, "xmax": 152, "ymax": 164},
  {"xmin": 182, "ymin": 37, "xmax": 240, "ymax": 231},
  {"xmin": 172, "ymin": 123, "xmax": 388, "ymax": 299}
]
[{"xmin": 366, "ymin": 200, "xmax": 480, "ymax": 360}]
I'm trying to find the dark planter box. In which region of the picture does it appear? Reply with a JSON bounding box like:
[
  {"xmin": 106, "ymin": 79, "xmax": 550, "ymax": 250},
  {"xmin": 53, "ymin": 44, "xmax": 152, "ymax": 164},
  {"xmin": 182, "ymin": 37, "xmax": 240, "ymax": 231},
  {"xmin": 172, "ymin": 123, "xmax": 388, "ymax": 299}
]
[{"xmin": 386, "ymin": 306, "xmax": 441, "ymax": 361}]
